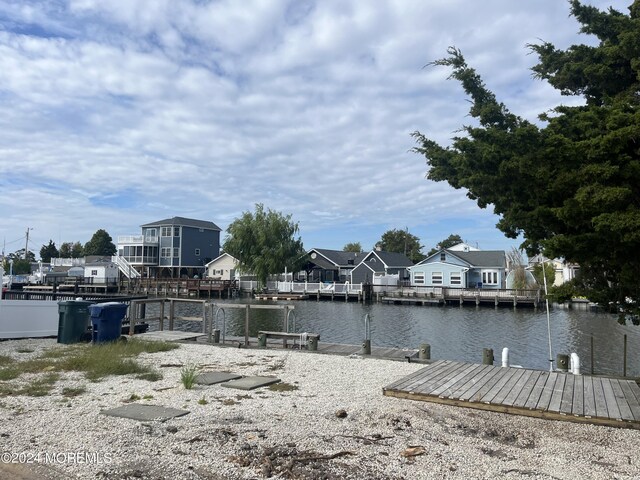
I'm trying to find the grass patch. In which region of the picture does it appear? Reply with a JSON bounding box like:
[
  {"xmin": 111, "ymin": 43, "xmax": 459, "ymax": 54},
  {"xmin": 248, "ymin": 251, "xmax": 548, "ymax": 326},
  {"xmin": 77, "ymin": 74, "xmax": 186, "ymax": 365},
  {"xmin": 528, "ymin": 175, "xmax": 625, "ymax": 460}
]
[
  {"xmin": 0, "ymin": 355, "xmax": 15, "ymax": 367},
  {"xmin": 0, "ymin": 339, "xmax": 178, "ymax": 396},
  {"xmin": 143, "ymin": 394, "xmax": 153, "ymax": 400},
  {"xmin": 180, "ymin": 364, "xmax": 198, "ymax": 390},
  {"xmin": 15, "ymin": 348, "xmax": 34, "ymax": 354},
  {"xmin": 128, "ymin": 393, "xmax": 141, "ymax": 401},
  {"xmin": 62, "ymin": 386, "xmax": 86, "ymax": 397},
  {"xmin": 268, "ymin": 382, "xmax": 299, "ymax": 392},
  {"xmin": 198, "ymin": 396, "xmax": 208, "ymax": 405}
]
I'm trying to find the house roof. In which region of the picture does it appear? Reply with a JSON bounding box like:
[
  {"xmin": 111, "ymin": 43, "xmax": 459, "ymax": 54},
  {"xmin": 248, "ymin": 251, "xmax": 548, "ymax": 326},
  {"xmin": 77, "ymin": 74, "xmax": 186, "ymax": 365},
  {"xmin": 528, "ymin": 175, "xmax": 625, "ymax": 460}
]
[
  {"xmin": 204, "ymin": 252, "xmax": 238, "ymax": 268},
  {"xmin": 141, "ymin": 216, "xmax": 221, "ymax": 231},
  {"xmin": 308, "ymin": 249, "xmax": 365, "ymax": 268},
  {"xmin": 372, "ymin": 251, "xmax": 414, "ymax": 268},
  {"xmin": 446, "ymin": 250, "xmax": 506, "ymax": 268}
]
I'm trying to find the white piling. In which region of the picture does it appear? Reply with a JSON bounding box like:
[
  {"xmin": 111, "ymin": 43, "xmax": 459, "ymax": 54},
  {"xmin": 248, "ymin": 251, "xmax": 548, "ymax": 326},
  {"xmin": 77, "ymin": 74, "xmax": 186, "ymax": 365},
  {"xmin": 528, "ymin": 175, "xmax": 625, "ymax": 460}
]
[
  {"xmin": 501, "ymin": 347, "xmax": 509, "ymax": 368},
  {"xmin": 570, "ymin": 353, "xmax": 581, "ymax": 375}
]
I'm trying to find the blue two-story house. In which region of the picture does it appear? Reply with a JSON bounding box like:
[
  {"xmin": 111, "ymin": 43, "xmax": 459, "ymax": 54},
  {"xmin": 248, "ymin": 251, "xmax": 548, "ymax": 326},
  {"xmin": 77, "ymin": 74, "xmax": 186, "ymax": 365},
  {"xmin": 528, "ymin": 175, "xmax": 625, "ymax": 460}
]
[{"xmin": 117, "ymin": 216, "xmax": 221, "ymax": 278}]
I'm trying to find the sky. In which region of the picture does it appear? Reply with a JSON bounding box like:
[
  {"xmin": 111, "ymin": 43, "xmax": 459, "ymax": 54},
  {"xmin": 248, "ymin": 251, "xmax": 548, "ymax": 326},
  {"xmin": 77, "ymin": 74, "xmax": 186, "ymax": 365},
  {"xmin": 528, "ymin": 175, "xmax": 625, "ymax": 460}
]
[{"xmin": 0, "ymin": 0, "xmax": 630, "ymax": 259}]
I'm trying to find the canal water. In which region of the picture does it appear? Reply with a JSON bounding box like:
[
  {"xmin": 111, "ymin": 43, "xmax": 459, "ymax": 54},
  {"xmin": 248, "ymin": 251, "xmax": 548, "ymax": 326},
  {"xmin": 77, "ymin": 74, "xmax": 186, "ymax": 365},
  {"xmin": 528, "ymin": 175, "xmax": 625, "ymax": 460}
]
[{"xmin": 147, "ymin": 299, "xmax": 640, "ymax": 377}]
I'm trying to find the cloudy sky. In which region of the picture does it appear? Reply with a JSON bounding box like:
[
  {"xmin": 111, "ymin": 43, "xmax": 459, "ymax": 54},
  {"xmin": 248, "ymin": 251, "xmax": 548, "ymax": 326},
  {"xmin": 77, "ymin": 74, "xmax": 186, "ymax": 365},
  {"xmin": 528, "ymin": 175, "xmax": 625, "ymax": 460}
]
[{"xmin": 0, "ymin": 0, "xmax": 628, "ymax": 258}]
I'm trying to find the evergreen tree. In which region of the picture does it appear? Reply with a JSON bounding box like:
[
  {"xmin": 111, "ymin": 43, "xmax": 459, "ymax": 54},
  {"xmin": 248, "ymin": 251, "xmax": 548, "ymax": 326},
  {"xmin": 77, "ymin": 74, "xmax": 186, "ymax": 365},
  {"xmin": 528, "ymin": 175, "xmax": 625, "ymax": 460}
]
[
  {"xmin": 375, "ymin": 229, "xmax": 424, "ymax": 263},
  {"xmin": 413, "ymin": 1, "xmax": 640, "ymax": 320},
  {"xmin": 39, "ymin": 240, "xmax": 59, "ymax": 262},
  {"xmin": 83, "ymin": 229, "xmax": 116, "ymax": 256}
]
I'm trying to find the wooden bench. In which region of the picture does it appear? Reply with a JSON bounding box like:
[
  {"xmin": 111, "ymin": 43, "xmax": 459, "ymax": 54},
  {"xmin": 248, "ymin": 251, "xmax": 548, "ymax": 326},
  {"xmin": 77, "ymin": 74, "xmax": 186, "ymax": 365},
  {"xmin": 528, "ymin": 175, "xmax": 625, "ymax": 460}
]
[{"xmin": 257, "ymin": 331, "xmax": 320, "ymax": 350}]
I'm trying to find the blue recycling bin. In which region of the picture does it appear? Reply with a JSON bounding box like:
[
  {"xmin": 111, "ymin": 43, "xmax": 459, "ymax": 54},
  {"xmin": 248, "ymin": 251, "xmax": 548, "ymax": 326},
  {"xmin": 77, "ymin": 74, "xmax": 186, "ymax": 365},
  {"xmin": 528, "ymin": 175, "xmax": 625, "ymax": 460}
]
[{"xmin": 89, "ymin": 302, "xmax": 128, "ymax": 343}]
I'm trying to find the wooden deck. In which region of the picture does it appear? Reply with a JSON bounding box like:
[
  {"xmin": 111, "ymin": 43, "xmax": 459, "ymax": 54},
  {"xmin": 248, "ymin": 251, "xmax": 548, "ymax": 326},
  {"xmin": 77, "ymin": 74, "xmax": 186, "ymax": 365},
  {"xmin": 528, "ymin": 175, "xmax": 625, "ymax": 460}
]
[{"xmin": 383, "ymin": 360, "xmax": 640, "ymax": 429}]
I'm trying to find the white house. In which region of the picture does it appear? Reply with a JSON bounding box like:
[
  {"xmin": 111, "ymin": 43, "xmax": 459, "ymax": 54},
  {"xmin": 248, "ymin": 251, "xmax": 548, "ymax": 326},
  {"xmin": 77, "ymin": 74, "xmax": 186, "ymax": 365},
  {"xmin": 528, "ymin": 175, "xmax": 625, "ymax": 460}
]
[
  {"xmin": 205, "ymin": 253, "xmax": 239, "ymax": 281},
  {"xmin": 84, "ymin": 260, "xmax": 119, "ymax": 284}
]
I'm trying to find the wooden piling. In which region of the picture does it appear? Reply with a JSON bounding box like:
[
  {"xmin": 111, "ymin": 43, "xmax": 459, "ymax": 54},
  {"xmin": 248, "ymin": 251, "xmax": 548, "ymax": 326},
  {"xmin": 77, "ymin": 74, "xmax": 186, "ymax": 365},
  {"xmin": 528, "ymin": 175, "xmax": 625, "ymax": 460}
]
[
  {"xmin": 483, "ymin": 348, "xmax": 494, "ymax": 365},
  {"xmin": 419, "ymin": 343, "xmax": 431, "ymax": 360},
  {"xmin": 362, "ymin": 339, "xmax": 371, "ymax": 355}
]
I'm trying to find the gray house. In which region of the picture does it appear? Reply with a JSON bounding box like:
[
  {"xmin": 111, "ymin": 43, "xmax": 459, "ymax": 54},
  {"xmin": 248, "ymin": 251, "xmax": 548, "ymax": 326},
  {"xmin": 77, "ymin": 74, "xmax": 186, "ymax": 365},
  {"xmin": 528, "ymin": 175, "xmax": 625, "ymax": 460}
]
[
  {"xmin": 118, "ymin": 216, "xmax": 221, "ymax": 278},
  {"xmin": 409, "ymin": 249, "xmax": 507, "ymax": 289},
  {"xmin": 349, "ymin": 251, "xmax": 414, "ymax": 284},
  {"xmin": 300, "ymin": 248, "xmax": 366, "ymax": 282}
]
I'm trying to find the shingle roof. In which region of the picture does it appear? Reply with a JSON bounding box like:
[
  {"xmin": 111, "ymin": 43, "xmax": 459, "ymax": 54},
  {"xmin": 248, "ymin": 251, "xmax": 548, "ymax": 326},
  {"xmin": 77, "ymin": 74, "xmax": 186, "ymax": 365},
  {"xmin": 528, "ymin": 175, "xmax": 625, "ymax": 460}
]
[
  {"xmin": 447, "ymin": 250, "xmax": 506, "ymax": 268},
  {"xmin": 141, "ymin": 216, "xmax": 221, "ymax": 231},
  {"xmin": 311, "ymin": 249, "xmax": 366, "ymax": 267},
  {"xmin": 373, "ymin": 251, "xmax": 414, "ymax": 267}
]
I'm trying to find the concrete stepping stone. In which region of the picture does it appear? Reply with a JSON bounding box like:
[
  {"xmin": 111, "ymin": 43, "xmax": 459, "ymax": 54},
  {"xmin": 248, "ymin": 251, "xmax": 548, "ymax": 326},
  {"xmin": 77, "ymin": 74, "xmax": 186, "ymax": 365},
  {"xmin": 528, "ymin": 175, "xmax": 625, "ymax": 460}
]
[
  {"xmin": 102, "ymin": 404, "xmax": 189, "ymax": 421},
  {"xmin": 220, "ymin": 376, "xmax": 280, "ymax": 391},
  {"xmin": 195, "ymin": 372, "xmax": 242, "ymax": 385}
]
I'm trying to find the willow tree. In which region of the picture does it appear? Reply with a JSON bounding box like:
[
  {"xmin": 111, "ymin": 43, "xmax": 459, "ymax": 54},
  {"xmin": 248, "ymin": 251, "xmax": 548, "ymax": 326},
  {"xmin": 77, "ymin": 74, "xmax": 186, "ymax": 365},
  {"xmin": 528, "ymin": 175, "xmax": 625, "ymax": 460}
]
[
  {"xmin": 413, "ymin": 1, "xmax": 640, "ymax": 321},
  {"xmin": 223, "ymin": 204, "xmax": 305, "ymax": 288}
]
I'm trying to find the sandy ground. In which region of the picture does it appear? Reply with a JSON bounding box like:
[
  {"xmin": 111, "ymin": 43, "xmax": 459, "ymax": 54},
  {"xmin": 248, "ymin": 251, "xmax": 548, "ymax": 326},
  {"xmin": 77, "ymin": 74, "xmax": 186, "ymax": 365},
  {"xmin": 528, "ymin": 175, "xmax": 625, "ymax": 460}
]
[{"xmin": 0, "ymin": 338, "xmax": 638, "ymax": 480}]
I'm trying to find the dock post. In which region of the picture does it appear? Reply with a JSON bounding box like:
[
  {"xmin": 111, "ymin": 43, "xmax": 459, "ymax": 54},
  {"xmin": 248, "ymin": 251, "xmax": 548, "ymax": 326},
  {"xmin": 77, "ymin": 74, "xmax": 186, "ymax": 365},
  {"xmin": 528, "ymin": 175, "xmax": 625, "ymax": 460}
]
[
  {"xmin": 213, "ymin": 329, "xmax": 220, "ymax": 344},
  {"xmin": 556, "ymin": 354, "xmax": 569, "ymax": 372},
  {"xmin": 483, "ymin": 348, "xmax": 494, "ymax": 365},
  {"xmin": 245, "ymin": 305, "xmax": 250, "ymax": 347},
  {"xmin": 308, "ymin": 337, "xmax": 318, "ymax": 351},
  {"xmin": 419, "ymin": 343, "xmax": 431, "ymax": 360},
  {"xmin": 362, "ymin": 339, "xmax": 371, "ymax": 355},
  {"xmin": 169, "ymin": 300, "xmax": 175, "ymax": 330},
  {"xmin": 623, "ymin": 334, "xmax": 627, "ymax": 377},
  {"xmin": 258, "ymin": 332, "xmax": 267, "ymax": 348},
  {"xmin": 590, "ymin": 334, "xmax": 594, "ymax": 374}
]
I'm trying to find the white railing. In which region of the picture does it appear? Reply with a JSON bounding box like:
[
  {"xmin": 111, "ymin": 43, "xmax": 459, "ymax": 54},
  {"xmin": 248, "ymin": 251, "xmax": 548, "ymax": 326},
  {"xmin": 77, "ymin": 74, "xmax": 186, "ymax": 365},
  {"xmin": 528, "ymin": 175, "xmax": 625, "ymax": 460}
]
[
  {"xmin": 112, "ymin": 255, "xmax": 141, "ymax": 279},
  {"xmin": 50, "ymin": 258, "xmax": 85, "ymax": 267},
  {"xmin": 275, "ymin": 281, "xmax": 363, "ymax": 294},
  {"xmin": 117, "ymin": 235, "xmax": 159, "ymax": 245}
]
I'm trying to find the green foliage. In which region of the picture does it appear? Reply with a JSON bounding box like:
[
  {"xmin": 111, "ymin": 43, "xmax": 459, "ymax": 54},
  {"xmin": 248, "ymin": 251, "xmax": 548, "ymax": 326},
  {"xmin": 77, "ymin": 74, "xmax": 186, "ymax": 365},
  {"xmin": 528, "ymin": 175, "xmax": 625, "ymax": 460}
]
[
  {"xmin": 413, "ymin": 2, "xmax": 640, "ymax": 320},
  {"xmin": 343, "ymin": 242, "xmax": 363, "ymax": 252},
  {"xmin": 547, "ymin": 280, "xmax": 584, "ymax": 304},
  {"xmin": 180, "ymin": 364, "xmax": 198, "ymax": 389},
  {"xmin": 59, "ymin": 242, "xmax": 84, "ymax": 258},
  {"xmin": 223, "ymin": 204, "xmax": 305, "ymax": 287},
  {"xmin": 427, "ymin": 234, "xmax": 463, "ymax": 256},
  {"xmin": 532, "ymin": 263, "xmax": 556, "ymax": 290},
  {"xmin": 3, "ymin": 249, "xmax": 34, "ymax": 274},
  {"xmin": 83, "ymin": 229, "xmax": 116, "ymax": 256},
  {"xmin": 375, "ymin": 229, "xmax": 424, "ymax": 263},
  {"xmin": 39, "ymin": 240, "xmax": 59, "ymax": 262}
]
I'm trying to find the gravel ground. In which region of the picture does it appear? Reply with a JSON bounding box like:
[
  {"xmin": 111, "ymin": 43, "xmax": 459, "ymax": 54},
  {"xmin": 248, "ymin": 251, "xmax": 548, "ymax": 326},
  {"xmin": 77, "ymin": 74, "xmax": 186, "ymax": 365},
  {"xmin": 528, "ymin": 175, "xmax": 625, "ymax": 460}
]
[{"xmin": 0, "ymin": 338, "xmax": 638, "ymax": 480}]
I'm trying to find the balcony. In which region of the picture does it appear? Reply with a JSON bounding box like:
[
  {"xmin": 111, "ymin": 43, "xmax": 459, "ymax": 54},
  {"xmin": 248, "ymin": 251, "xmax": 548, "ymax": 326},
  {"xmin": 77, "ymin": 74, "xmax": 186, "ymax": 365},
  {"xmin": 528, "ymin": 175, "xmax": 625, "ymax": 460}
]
[{"xmin": 117, "ymin": 235, "xmax": 159, "ymax": 245}]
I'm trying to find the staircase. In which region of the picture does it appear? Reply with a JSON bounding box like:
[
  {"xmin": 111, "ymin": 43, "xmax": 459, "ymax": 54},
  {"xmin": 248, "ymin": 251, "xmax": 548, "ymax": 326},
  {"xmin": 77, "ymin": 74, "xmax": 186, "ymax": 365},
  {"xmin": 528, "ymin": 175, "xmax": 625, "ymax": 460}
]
[{"xmin": 112, "ymin": 255, "xmax": 142, "ymax": 279}]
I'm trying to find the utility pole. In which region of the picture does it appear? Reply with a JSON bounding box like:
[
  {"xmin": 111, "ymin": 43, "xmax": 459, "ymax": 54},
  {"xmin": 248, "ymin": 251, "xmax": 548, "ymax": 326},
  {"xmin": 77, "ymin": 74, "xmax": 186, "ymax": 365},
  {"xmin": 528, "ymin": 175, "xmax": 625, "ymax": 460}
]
[{"xmin": 25, "ymin": 227, "xmax": 32, "ymax": 260}]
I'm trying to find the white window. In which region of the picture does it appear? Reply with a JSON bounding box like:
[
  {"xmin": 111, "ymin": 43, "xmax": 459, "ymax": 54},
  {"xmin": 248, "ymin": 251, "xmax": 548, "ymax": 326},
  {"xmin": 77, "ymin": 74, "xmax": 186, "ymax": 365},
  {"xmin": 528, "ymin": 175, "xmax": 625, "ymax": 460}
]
[
  {"xmin": 161, "ymin": 248, "xmax": 171, "ymax": 258},
  {"xmin": 431, "ymin": 272, "xmax": 443, "ymax": 285},
  {"xmin": 161, "ymin": 227, "xmax": 171, "ymax": 237},
  {"xmin": 482, "ymin": 271, "xmax": 499, "ymax": 285},
  {"xmin": 450, "ymin": 272, "xmax": 461, "ymax": 285},
  {"xmin": 174, "ymin": 227, "xmax": 180, "ymax": 237},
  {"xmin": 173, "ymin": 248, "xmax": 179, "ymax": 258},
  {"xmin": 413, "ymin": 273, "xmax": 425, "ymax": 284},
  {"xmin": 195, "ymin": 248, "xmax": 201, "ymax": 256}
]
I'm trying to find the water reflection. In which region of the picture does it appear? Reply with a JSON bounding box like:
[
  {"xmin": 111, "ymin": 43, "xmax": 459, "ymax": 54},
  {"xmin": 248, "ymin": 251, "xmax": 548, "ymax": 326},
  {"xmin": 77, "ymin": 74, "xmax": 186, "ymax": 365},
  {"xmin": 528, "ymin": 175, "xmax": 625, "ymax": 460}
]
[{"xmin": 146, "ymin": 299, "xmax": 640, "ymax": 376}]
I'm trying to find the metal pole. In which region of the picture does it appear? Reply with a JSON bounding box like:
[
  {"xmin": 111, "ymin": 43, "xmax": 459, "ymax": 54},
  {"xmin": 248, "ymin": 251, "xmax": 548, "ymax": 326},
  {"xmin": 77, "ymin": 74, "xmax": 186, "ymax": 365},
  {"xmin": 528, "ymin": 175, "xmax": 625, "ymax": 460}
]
[
  {"xmin": 245, "ymin": 304, "xmax": 250, "ymax": 347},
  {"xmin": 623, "ymin": 334, "xmax": 627, "ymax": 377},
  {"xmin": 590, "ymin": 334, "xmax": 594, "ymax": 375},
  {"xmin": 542, "ymin": 257, "xmax": 553, "ymax": 372}
]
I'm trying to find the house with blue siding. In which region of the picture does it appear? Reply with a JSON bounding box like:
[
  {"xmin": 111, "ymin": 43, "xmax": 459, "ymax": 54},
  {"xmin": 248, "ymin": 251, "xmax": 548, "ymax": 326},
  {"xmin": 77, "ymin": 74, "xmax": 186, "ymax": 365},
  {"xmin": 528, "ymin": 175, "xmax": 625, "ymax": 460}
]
[
  {"xmin": 300, "ymin": 248, "xmax": 366, "ymax": 282},
  {"xmin": 350, "ymin": 251, "xmax": 413, "ymax": 284},
  {"xmin": 118, "ymin": 216, "xmax": 221, "ymax": 278},
  {"xmin": 409, "ymin": 249, "xmax": 506, "ymax": 289}
]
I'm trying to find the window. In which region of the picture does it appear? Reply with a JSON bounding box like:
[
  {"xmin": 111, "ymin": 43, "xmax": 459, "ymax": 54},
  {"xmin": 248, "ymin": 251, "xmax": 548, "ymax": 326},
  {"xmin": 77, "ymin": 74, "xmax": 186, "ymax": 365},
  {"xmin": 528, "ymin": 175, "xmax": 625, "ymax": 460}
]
[
  {"xmin": 161, "ymin": 248, "xmax": 172, "ymax": 258},
  {"xmin": 413, "ymin": 273, "xmax": 425, "ymax": 284},
  {"xmin": 440, "ymin": 252, "xmax": 446, "ymax": 261},
  {"xmin": 482, "ymin": 271, "xmax": 499, "ymax": 285},
  {"xmin": 431, "ymin": 272, "xmax": 443, "ymax": 285},
  {"xmin": 174, "ymin": 227, "xmax": 180, "ymax": 237},
  {"xmin": 195, "ymin": 248, "xmax": 200, "ymax": 256},
  {"xmin": 145, "ymin": 228, "xmax": 157, "ymax": 239},
  {"xmin": 450, "ymin": 272, "xmax": 461, "ymax": 285},
  {"xmin": 91, "ymin": 270, "xmax": 98, "ymax": 276},
  {"xmin": 173, "ymin": 248, "xmax": 179, "ymax": 258}
]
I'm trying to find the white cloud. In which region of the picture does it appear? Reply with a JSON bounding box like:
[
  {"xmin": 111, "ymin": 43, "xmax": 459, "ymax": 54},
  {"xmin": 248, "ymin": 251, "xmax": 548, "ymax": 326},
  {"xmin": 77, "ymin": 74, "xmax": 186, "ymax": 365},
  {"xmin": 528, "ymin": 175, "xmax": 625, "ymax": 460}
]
[{"xmin": 0, "ymin": 0, "xmax": 629, "ymax": 255}]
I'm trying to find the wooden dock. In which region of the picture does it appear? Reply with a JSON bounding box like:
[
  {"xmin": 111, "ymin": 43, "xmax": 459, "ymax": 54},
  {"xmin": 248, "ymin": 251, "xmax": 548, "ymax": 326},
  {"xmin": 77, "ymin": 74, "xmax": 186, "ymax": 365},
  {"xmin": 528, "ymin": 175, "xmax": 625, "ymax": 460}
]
[{"xmin": 383, "ymin": 360, "xmax": 640, "ymax": 429}]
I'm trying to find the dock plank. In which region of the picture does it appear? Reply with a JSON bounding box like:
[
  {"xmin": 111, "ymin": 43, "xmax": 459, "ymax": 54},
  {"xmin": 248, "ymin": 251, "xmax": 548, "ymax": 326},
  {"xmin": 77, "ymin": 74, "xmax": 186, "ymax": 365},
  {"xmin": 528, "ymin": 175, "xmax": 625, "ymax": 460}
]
[
  {"xmin": 618, "ymin": 380, "xmax": 640, "ymax": 421},
  {"xmin": 402, "ymin": 361, "xmax": 462, "ymax": 393},
  {"xmin": 609, "ymin": 379, "xmax": 633, "ymax": 421},
  {"xmin": 504, "ymin": 369, "xmax": 535, "ymax": 407},
  {"xmin": 479, "ymin": 368, "xmax": 521, "ymax": 404},
  {"xmin": 491, "ymin": 369, "xmax": 526, "ymax": 405},
  {"xmin": 513, "ymin": 370, "xmax": 542, "ymax": 408},
  {"xmin": 535, "ymin": 372, "xmax": 558, "ymax": 411},
  {"xmin": 470, "ymin": 367, "xmax": 512, "ymax": 403},
  {"xmin": 548, "ymin": 374, "xmax": 567, "ymax": 413},
  {"xmin": 593, "ymin": 377, "xmax": 609, "ymax": 418},
  {"xmin": 429, "ymin": 363, "xmax": 486, "ymax": 397},
  {"xmin": 449, "ymin": 365, "xmax": 495, "ymax": 399},
  {"xmin": 458, "ymin": 366, "xmax": 504, "ymax": 402},
  {"xmin": 559, "ymin": 374, "xmax": 575, "ymax": 415},
  {"xmin": 601, "ymin": 378, "xmax": 621, "ymax": 420},
  {"xmin": 571, "ymin": 375, "xmax": 584, "ymax": 417},
  {"xmin": 384, "ymin": 360, "xmax": 446, "ymax": 390},
  {"xmin": 583, "ymin": 376, "xmax": 597, "ymax": 417},
  {"xmin": 523, "ymin": 371, "xmax": 549, "ymax": 410}
]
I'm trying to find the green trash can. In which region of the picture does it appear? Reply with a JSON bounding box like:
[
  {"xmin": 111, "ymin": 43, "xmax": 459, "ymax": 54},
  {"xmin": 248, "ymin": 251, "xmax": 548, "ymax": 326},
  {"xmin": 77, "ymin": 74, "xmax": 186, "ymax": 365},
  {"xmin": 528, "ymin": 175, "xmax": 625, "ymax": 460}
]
[{"xmin": 57, "ymin": 300, "xmax": 93, "ymax": 344}]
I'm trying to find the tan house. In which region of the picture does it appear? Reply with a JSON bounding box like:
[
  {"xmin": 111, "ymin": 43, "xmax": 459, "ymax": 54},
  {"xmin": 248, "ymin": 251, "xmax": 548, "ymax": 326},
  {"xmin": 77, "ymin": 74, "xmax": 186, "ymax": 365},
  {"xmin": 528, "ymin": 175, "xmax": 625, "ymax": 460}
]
[{"xmin": 204, "ymin": 253, "xmax": 239, "ymax": 281}]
